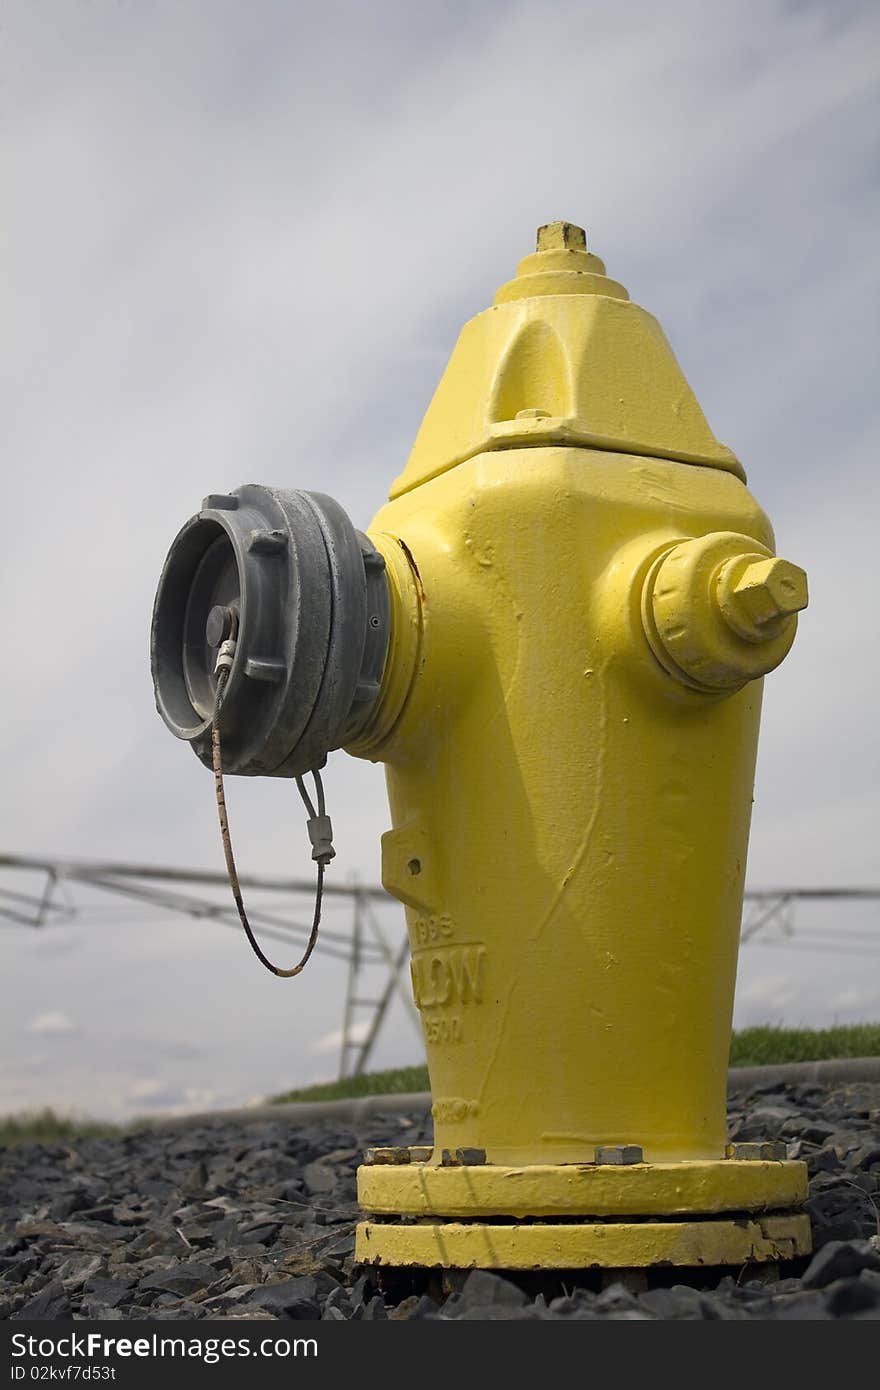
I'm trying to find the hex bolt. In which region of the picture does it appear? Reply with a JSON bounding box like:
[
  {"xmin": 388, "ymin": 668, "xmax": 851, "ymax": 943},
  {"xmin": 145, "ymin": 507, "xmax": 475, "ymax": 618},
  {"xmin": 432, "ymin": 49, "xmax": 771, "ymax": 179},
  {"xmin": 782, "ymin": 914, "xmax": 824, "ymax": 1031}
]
[
  {"xmin": 407, "ymin": 1146, "xmax": 433, "ymax": 1163},
  {"xmin": 594, "ymin": 1144, "xmax": 644, "ymax": 1165},
  {"xmin": 725, "ymin": 557, "xmax": 808, "ymax": 636},
  {"xmin": 440, "ymin": 1149, "xmax": 460, "ymax": 1167},
  {"xmin": 205, "ymin": 605, "xmax": 235, "ymax": 649},
  {"xmin": 536, "ymin": 220, "xmax": 587, "ymax": 253},
  {"xmin": 455, "ymin": 1147, "xmax": 487, "ymax": 1166},
  {"xmin": 725, "ymin": 1141, "xmax": 787, "ymax": 1162},
  {"xmin": 362, "ymin": 1146, "xmax": 412, "ymax": 1166}
]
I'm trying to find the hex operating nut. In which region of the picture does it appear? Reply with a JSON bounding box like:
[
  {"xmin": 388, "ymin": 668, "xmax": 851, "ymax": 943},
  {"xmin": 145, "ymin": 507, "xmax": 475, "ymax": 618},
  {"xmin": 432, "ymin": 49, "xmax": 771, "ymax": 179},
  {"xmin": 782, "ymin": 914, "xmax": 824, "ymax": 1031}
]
[
  {"xmin": 407, "ymin": 1146, "xmax": 434, "ymax": 1164},
  {"xmin": 719, "ymin": 556, "xmax": 808, "ymax": 642},
  {"xmin": 594, "ymin": 1144, "xmax": 644, "ymax": 1165},
  {"xmin": 536, "ymin": 220, "xmax": 588, "ymax": 253},
  {"xmin": 362, "ymin": 1147, "xmax": 412, "ymax": 1166},
  {"xmin": 725, "ymin": 1141, "xmax": 788, "ymax": 1162}
]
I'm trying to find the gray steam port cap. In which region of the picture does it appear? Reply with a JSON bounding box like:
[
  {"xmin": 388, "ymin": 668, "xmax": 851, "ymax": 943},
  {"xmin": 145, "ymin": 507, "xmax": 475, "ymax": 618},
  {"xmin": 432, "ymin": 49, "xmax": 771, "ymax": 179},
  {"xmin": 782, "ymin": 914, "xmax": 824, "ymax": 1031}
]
[{"xmin": 150, "ymin": 485, "xmax": 390, "ymax": 777}]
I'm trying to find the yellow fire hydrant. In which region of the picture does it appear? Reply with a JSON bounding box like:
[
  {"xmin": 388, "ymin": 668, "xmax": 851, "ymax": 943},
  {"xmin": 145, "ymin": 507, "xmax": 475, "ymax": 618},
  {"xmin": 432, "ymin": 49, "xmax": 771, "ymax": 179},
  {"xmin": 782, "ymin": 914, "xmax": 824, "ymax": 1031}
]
[
  {"xmin": 351, "ymin": 222, "xmax": 810, "ymax": 1271},
  {"xmin": 152, "ymin": 221, "xmax": 811, "ymax": 1272}
]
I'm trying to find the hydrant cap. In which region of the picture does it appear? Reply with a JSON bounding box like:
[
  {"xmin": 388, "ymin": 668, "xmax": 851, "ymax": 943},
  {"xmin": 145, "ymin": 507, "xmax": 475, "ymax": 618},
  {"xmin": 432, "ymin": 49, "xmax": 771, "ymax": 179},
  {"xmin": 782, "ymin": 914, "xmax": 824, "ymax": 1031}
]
[
  {"xmin": 390, "ymin": 222, "xmax": 743, "ymax": 499},
  {"xmin": 151, "ymin": 486, "xmax": 390, "ymax": 777}
]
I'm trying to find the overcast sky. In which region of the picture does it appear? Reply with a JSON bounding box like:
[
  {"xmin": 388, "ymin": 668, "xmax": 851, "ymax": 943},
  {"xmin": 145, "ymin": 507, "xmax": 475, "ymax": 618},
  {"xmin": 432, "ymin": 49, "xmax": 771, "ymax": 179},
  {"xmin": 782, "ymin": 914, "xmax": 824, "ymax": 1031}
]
[{"xmin": 2, "ymin": 0, "xmax": 878, "ymax": 1119}]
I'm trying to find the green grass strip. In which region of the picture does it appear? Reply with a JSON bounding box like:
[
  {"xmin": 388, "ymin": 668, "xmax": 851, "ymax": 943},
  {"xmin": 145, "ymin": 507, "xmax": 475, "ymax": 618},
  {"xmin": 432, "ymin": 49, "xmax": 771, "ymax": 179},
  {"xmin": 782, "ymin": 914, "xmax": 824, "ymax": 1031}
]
[
  {"xmin": 728, "ymin": 1023, "xmax": 880, "ymax": 1067},
  {"xmin": 273, "ymin": 1024, "xmax": 880, "ymax": 1103},
  {"xmin": 271, "ymin": 1064, "xmax": 430, "ymax": 1105},
  {"xmin": 0, "ymin": 1108, "xmax": 120, "ymax": 1149}
]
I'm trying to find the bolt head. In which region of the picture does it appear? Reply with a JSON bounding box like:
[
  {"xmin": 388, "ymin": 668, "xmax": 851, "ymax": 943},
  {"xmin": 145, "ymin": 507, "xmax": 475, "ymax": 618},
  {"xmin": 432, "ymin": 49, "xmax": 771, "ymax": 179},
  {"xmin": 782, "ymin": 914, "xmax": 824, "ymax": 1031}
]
[
  {"xmin": 594, "ymin": 1144, "xmax": 644, "ymax": 1166},
  {"xmin": 454, "ymin": 1147, "xmax": 487, "ymax": 1166},
  {"xmin": 362, "ymin": 1146, "xmax": 411, "ymax": 1166},
  {"xmin": 725, "ymin": 1141, "xmax": 788, "ymax": 1162},
  {"xmin": 732, "ymin": 558, "xmax": 808, "ymax": 629},
  {"xmin": 407, "ymin": 1146, "xmax": 433, "ymax": 1164}
]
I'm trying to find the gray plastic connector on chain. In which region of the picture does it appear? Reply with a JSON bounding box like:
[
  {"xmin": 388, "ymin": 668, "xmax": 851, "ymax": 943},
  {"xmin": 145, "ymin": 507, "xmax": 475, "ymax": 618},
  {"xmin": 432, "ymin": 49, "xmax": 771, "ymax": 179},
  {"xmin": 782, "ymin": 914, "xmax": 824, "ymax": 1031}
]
[{"xmin": 307, "ymin": 814, "xmax": 335, "ymax": 865}]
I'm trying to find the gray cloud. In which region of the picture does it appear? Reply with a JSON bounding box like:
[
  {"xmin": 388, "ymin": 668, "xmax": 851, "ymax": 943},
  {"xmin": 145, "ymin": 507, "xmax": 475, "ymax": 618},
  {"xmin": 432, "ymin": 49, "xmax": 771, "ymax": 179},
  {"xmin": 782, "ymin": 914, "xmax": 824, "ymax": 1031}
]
[{"xmin": 2, "ymin": 0, "xmax": 878, "ymax": 1116}]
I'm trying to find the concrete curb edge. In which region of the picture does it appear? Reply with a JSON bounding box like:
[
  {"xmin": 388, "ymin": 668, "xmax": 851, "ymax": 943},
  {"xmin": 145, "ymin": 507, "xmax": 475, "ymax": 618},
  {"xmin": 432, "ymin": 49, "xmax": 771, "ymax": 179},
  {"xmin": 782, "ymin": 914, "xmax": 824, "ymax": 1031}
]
[{"xmin": 137, "ymin": 1058, "xmax": 880, "ymax": 1131}]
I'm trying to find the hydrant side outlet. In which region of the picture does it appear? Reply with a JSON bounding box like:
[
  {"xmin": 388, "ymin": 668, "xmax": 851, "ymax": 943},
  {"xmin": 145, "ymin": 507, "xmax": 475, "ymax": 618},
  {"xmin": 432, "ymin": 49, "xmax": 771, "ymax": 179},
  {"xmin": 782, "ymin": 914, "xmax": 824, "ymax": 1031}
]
[{"xmin": 151, "ymin": 487, "xmax": 390, "ymax": 777}]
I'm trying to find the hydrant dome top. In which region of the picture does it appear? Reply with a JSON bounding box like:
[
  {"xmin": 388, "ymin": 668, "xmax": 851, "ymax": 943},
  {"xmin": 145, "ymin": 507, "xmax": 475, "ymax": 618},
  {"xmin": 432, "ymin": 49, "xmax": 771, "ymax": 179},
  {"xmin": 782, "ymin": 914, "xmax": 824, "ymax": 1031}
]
[
  {"xmin": 494, "ymin": 220, "xmax": 630, "ymax": 304},
  {"xmin": 389, "ymin": 221, "xmax": 744, "ymax": 500}
]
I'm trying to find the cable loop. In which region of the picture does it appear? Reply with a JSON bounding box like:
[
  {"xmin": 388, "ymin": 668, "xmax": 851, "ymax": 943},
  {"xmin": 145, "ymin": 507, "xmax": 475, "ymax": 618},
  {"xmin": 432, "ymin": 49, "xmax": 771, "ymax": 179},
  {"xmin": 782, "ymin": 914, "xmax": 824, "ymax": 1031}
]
[{"xmin": 211, "ymin": 663, "xmax": 328, "ymax": 978}]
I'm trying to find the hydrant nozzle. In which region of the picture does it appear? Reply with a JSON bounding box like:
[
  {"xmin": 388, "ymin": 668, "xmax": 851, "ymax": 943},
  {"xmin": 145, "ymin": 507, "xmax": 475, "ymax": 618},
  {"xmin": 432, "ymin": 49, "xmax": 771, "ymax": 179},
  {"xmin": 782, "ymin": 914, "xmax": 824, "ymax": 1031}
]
[{"xmin": 643, "ymin": 532, "xmax": 808, "ymax": 691}]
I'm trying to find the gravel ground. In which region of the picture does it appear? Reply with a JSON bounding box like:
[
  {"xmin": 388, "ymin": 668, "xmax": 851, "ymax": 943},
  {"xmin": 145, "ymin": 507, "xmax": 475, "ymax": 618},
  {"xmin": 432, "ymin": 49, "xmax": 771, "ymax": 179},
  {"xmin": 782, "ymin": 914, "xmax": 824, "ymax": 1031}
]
[{"xmin": 1, "ymin": 1077, "xmax": 878, "ymax": 1322}]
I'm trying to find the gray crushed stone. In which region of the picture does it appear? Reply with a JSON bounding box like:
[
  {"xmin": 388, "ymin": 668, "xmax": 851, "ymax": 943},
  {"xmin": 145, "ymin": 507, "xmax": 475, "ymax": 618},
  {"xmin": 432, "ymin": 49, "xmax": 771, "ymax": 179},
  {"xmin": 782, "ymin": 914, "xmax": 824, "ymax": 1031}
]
[{"xmin": 1, "ymin": 1078, "xmax": 878, "ymax": 1321}]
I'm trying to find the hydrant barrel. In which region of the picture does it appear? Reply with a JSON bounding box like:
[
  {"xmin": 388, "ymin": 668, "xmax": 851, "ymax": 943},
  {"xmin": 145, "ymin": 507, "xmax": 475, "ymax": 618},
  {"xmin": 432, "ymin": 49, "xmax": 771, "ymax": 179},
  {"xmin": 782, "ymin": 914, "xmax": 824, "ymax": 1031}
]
[{"xmin": 366, "ymin": 454, "xmax": 773, "ymax": 1166}]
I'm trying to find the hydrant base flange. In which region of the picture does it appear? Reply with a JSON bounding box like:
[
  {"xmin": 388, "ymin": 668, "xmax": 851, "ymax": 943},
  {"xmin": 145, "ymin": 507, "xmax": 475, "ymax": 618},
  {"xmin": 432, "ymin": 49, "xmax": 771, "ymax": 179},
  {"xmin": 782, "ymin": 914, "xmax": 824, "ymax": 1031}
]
[
  {"xmin": 356, "ymin": 1157, "xmax": 811, "ymax": 1270},
  {"xmin": 355, "ymin": 1212, "xmax": 812, "ymax": 1271},
  {"xmin": 357, "ymin": 1157, "xmax": 809, "ymax": 1221}
]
